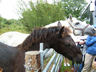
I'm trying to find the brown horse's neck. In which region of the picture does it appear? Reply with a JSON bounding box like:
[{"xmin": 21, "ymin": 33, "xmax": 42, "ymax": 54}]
[{"xmin": 17, "ymin": 33, "xmax": 46, "ymax": 52}]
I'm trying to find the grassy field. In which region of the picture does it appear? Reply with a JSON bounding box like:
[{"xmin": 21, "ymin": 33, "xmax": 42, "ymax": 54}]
[
  {"xmin": 0, "ymin": 23, "xmax": 29, "ymax": 34},
  {"xmin": 44, "ymin": 55, "xmax": 73, "ymax": 72}
]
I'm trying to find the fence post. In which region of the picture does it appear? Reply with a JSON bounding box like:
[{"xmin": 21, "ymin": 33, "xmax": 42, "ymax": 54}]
[
  {"xmin": 25, "ymin": 51, "xmax": 41, "ymax": 72},
  {"xmin": 40, "ymin": 43, "xmax": 44, "ymax": 70}
]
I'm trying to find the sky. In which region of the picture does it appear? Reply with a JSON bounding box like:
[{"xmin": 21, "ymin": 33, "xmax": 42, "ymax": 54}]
[
  {"xmin": 0, "ymin": 0, "xmax": 91, "ymax": 20},
  {"xmin": 0, "ymin": 0, "xmax": 19, "ymax": 19}
]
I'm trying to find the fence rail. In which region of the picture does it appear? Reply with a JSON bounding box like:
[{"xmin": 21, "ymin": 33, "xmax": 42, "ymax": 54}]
[{"xmin": 40, "ymin": 43, "xmax": 63, "ymax": 72}]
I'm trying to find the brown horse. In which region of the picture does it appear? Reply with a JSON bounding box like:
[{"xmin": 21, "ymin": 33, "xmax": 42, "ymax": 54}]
[{"xmin": 0, "ymin": 26, "xmax": 82, "ymax": 72}]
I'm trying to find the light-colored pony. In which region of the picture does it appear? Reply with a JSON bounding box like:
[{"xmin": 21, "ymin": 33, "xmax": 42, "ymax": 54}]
[
  {"xmin": 0, "ymin": 31, "xmax": 29, "ymax": 46},
  {"xmin": 45, "ymin": 16, "xmax": 93, "ymax": 42}
]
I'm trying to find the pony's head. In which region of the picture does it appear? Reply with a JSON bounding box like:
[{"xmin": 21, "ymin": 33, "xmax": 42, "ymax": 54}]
[
  {"xmin": 67, "ymin": 15, "xmax": 94, "ymax": 36},
  {"xmin": 49, "ymin": 26, "xmax": 82, "ymax": 63}
]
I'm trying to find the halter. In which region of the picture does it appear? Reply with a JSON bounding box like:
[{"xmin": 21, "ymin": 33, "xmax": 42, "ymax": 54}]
[{"xmin": 68, "ymin": 20, "xmax": 90, "ymax": 36}]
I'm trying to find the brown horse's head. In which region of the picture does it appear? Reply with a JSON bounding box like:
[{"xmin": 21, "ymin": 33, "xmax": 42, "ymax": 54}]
[
  {"xmin": 46, "ymin": 26, "xmax": 82, "ymax": 63},
  {"xmin": 53, "ymin": 35, "xmax": 82, "ymax": 63},
  {"xmin": 19, "ymin": 24, "xmax": 82, "ymax": 63}
]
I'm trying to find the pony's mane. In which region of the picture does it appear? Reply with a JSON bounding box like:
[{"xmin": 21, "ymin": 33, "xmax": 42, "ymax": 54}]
[{"xmin": 18, "ymin": 26, "xmax": 71, "ymax": 51}]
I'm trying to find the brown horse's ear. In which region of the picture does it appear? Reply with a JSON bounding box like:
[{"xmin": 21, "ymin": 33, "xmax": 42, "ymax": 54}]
[
  {"xmin": 69, "ymin": 14, "xmax": 73, "ymax": 22},
  {"xmin": 58, "ymin": 26, "xmax": 65, "ymax": 38},
  {"xmin": 57, "ymin": 21, "xmax": 62, "ymax": 27},
  {"xmin": 58, "ymin": 26, "xmax": 71, "ymax": 38}
]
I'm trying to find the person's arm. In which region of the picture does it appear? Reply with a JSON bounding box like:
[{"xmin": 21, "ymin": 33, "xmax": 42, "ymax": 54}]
[{"xmin": 86, "ymin": 36, "xmax": 96, "ymax": 46}]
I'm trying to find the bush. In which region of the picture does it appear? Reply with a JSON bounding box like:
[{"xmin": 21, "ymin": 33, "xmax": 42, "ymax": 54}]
[
  {"xmin": 0, "ymin": 19, "xmax": 28, "ymax": 34},
  {"xmin": 20, "ymin": 2, "xmax": 66, "ymax": 31}
]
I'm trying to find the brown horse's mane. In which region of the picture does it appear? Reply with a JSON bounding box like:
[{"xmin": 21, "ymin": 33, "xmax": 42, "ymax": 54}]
[{"xmin": 18, "ymin": 26, "xmax": 71, "ymax": 51}]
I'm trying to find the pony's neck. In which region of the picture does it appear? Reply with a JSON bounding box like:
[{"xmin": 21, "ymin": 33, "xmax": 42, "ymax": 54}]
[
  {"xmin": 17, "ymin": 34, "xmax": 46, "ymax": 52},
  {"xmin": 17, "ymin": 27, "xmax": 62, "ymax": 52}
]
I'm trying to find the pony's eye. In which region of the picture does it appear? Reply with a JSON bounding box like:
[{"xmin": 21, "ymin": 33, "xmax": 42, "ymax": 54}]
[{"xmin": 75, "ymin": 22, "xmax": 80, "ymax": 25}]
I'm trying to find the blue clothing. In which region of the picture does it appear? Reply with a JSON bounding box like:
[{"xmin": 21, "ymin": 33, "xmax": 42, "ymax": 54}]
[
  {"xmin": 86, "ymin": 35, "xmax": 96, "ymax": 55},
  {"xmin": 93, "ymin": 24, "xmax": 96, "ymax": 28},
  {"xmin": 78, "ymin": 63, "xmax": 84, "ymax": 72}
]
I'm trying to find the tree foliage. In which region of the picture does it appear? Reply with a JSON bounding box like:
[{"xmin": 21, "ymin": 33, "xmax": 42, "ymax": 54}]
[
  {"xmin": 0, "ymin": 17, "xmax": 27, "ymax": 34},
  {"xmin": 62, "ymin": 0, "xmax": 87, "ymax": 18},
  {"xmin": 20, "ymin": 2, "xmax": 65, "ymax": 31}
]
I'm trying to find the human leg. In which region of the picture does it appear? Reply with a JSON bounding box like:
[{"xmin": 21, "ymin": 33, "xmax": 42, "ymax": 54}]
[{"xmin": 81, "ymin": 53, "xmax": 94, "ymax": 72}]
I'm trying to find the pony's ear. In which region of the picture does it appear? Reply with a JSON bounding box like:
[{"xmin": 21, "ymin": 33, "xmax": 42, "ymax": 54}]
[
  {"xmin": 69, "ymin": 14, "xmax": 73, "ymax": 22},
  {"xmin": 58, "ymin": 26, "xmax": 65, "ymax": 38},
  {"xmin": 57, "ymin": 21, "xmax": 62, "ymax": 27},
  {"xmin": 58, "ymin": 26, "xmax": 71, "ymax": 38}
]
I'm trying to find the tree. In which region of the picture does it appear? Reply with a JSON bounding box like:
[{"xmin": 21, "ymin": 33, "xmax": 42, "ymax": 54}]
[
  {"xmin": 19, "ymin": 1, "xmax": 66, "ymax": 31},
  {"xmin": 62, "ymin": 0, "xmax": 87, "ymax": 18}
]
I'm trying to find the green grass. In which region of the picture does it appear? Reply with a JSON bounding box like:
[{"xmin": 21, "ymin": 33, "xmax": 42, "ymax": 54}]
[
  {"xmin": 44, "ymin": 56, "xmax": 73, "ymax": 72},
  {"xmin": 0, "ymin": 24, "xmax": 28, "ymax": 34},
  {"xmin": 60, "ymin": 60, "xmax": 72, "ymax": 72}
]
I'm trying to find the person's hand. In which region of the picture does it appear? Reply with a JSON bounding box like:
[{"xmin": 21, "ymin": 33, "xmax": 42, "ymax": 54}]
[{"xmin": 79, "ymin": 40, "xmax": 85, "ymax": 45}]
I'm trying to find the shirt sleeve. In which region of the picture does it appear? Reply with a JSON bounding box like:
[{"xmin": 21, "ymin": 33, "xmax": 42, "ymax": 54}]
[{"xmin": 86, "ymin": 36, "xmax": 96, "ymax": 46}]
